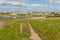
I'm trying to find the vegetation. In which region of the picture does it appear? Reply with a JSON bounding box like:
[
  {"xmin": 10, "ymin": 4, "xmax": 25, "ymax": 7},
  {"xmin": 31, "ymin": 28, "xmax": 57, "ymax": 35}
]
[
  {"xmin": 0, "ymin": 20, "xmax": 30, "ymax": 40},
  {"xmin": 29, "ymin": 19, "xmax": 60, "ymax": 40},
  {"xmin": 0, "ymin": 12, "xmax": 60, "ymax": 40},
  {"xmin": 22, "ymin": 20, "xmax": 31, "ymax": 40}
]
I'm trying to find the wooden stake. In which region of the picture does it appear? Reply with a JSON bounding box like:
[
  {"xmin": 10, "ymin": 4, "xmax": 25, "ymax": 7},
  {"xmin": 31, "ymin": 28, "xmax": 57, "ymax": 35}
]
[{"xmin": 20, "ymin": 23, "xmax": 22, "ymax": 34}]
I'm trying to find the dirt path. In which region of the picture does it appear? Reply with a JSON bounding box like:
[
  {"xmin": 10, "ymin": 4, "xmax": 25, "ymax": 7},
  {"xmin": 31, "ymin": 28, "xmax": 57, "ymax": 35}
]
[
  {"xmin": 28, "ymin": 22, "xmax": 41, "ymax": 40},
  {"xmin": 29, "ymin": 17, "xmax": 45, "ymax": 19}
]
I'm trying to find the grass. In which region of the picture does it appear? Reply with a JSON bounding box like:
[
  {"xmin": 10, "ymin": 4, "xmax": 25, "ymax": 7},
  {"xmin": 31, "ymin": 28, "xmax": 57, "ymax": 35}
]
[
  {"xmin": 1, "ymin": 18, "xmax": 60, "ymax": 40},
  {"xmin": 22, "ymin": 20, "xmax": 31, "ymax": 40},
  {"xmin": 0, "ymin": 20, "xmax": 29, "ymax": 40},
  {"xmin": 0, "ymin": 20, "xmax": 22, "ymax": 40},
  {"xmin": 23, "ymin": 21, "xmax": 30, "ymax": 36},
  {"xmin": 29, "ymin": 19, "xmax": 60, "ymax": 40}
]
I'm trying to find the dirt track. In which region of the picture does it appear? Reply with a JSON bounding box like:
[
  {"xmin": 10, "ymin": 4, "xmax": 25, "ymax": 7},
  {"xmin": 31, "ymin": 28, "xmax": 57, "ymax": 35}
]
[{"xmin": 28, "ymin": 22, "xmax": 41, "ymax": 40}]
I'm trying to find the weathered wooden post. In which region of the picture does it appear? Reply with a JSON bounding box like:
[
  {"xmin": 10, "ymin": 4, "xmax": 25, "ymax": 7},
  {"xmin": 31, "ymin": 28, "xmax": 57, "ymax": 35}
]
[{"xmin": 20, "ymin": 23, "xmax": 23, "ymax": 34}]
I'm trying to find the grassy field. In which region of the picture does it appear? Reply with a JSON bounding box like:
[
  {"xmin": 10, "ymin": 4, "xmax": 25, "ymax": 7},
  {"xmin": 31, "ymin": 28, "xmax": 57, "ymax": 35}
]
[
  {"xmin": 0, "ymin": 20, "xmax": 30, "ymax": 40},
  {"xmin": 29, "ymin": 19, "xmax": 60, "ymax": 40},
  {"xmin": 0, "ymin": 18, "xmax": 60, "ymax": 40}
]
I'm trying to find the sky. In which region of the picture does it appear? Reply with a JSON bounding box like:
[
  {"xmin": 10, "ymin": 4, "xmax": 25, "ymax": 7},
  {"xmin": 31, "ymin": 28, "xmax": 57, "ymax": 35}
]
[{"xmin": 0, "ymin": 0, "xmax": 60, "ymax": 12}]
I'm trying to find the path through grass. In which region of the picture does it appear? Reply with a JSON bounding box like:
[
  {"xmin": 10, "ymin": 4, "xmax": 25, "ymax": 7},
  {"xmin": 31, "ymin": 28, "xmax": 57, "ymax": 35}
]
[{"xmin": 29, "ymin": 19, "xmax": 60, "ymax": 40}]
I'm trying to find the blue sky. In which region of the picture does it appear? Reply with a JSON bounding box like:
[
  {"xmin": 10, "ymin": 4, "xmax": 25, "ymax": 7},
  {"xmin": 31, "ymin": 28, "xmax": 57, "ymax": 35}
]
[{"xmin": 0, "ymin": 0, "xmax": 60, "ymax": 12}]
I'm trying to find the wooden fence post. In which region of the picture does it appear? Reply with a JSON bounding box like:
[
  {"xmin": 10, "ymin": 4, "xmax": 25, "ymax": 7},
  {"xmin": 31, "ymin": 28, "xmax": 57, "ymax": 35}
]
[{"xmin": 20, "ymin": 23, "xmax": 22, "ymax": 34}]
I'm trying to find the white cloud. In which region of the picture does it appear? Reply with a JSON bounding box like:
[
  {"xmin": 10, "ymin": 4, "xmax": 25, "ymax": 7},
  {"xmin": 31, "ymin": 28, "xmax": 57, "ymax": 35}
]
[
  {"xmin": 20, "ymin": 0, "xmax": 29, "ymax": 2},
  {"xmin": 0, "ymin": 0, "xmax": 5, "ymax": 3},
  {"xmin": 45, "ymin": 0, "xmax": 60, "ymax": 4},
  {"xmin": 0, "ymin": 0, "xmax": 30, "ymax": 7},
  {"xmin": 20, "ymin": 3, "xmax": 30, "ymax": 7},
  {"xmin": 8, "ymin": 1, "xmax": 20, "ymax": 5},
  {"xmin": 55, "ymin": 1, "xmax": 60, "ymax": 4},
  {"xmin": 30, "ymin": 4, "xmax": 55, "ymax": 9},
  {"xmin": 30, "ymin": 4, "xmax": 40, "ymax": 7},
  {"xmin": 0, "ymin": 0, "xmax": 29, "ymax": 4},
  {"xmin": 10, "ymin": 2, "xmax": 30, "ymax": 7},
  {"xmin": 30, "ymin": 4, "xmax": 44, "ymax": 7},
  {"xmin": 45, "ymin": 0, "xmax": 53, "ymax": 3},
  {"xmin": 0, "ymin": 0, "xmax": 57, "ymax": 12},
  {"xmin": 44, "ymin": 5, "xmax": 55, "ymax": 8},
  {"xmin": 8, "ymin": 1, "xmax": 30, "ymax": 7}
]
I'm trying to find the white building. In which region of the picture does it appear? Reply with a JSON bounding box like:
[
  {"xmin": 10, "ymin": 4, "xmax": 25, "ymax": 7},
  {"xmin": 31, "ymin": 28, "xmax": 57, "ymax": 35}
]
[{"xmin": 11, "ymin": 12, "xmax": 17, "ymax": 15}]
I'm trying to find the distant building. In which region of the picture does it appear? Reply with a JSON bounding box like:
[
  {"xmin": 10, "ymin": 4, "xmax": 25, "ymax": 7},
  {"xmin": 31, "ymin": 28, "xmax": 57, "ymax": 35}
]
[{"xmin": 11, "ymin": 12, "xmax": 17, "ymax": 15}]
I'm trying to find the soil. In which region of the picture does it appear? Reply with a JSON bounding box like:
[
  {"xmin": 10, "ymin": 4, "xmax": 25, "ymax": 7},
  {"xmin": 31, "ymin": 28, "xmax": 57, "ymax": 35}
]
[{"xmin": 28, "ymin": 22, "xmax": 41, "ymax": 40}]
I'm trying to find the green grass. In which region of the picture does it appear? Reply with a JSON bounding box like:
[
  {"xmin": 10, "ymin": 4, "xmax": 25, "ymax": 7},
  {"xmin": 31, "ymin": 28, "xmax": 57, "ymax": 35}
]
[
  {"xmin": 0, "ymin": 19, "xmax": 30, "ymax": 40},
  {"xmin": 0, "ymin": 20, "xmax": 22, "ymax": 40},
  {"xmin": 22, "ymin": 21, "xmax": 30, "ymax": 37},
  {"xmin": 29, "ymin": 19, "xmax": 60, "ymax": 40}
]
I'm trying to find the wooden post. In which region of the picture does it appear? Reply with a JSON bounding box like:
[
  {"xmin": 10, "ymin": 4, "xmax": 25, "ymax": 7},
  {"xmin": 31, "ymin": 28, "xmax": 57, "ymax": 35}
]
[{"xmin": 20, "ymin": 23, "xmax": 22, "ymax": 34}]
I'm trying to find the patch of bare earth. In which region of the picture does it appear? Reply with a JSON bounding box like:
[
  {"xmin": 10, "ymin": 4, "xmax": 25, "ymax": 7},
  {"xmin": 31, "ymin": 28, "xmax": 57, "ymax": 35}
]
[
  {"xmin": 29, "ymin": 17, "xmax": 45, "ymax": 19},
  {"xmin": 0, "ymin": 22, "xmax": 5, "ymax": 29},
  {"xmin": 28, "ymin": 22, "xmax": 41, "ymax": 40},
  {"xmin": 0, "ymin": 21, "xmax": 14, "ymax": 29}
]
